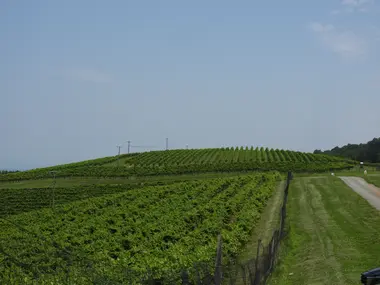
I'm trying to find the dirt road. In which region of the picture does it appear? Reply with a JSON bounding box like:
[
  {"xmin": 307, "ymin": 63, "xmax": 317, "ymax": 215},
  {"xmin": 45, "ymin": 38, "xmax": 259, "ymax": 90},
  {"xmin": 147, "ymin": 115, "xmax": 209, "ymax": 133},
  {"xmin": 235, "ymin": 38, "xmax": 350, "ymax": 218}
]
[{"xmin": 340, "ymin": 176, "xmax": 380, "ymax": 210}]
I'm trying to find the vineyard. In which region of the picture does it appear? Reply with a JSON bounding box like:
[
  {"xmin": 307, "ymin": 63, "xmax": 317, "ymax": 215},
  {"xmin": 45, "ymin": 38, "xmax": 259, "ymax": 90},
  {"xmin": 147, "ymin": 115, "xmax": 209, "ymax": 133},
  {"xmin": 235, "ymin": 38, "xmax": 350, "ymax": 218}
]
[
  {"xmin": 0, "ymin": 181, "xmax": 176, "ymax": 218},
  {"xmin": 111, "ymin": 147, "xmax": 345, "ymax": 166},
  {"xmin": 0, "ymin": 147, "xmax": 354, "ymax": 182},
  {"xmin": 0, "ymin": 146, "xmax": 357, "ymax": 284},
  {"xmin": 1, "ymin": 173, "xmax": 280, "ymax": 284}
]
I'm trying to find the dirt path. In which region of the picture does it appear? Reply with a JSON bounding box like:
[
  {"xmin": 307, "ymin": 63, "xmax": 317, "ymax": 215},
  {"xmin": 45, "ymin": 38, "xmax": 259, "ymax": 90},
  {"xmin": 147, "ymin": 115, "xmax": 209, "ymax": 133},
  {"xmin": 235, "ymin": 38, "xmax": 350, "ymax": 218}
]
[{"xmin": 340, "ymin": 176, "xmax": 380, "ymax": 210}]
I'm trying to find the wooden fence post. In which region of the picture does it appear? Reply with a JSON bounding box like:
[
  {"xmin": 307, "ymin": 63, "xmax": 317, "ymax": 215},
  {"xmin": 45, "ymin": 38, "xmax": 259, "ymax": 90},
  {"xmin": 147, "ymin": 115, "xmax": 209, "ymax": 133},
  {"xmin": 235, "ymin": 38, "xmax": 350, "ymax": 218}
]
[
  {"xmin": 181, "ymin": 269, "xmax": 189, "ymax": 285},
  {"xmin": 214, "ymin": 234, "xmax": 223, "ymax": 285},
  {"xmin": 253, "ymin": 239, "xmax": 262, "ymax": 284}
]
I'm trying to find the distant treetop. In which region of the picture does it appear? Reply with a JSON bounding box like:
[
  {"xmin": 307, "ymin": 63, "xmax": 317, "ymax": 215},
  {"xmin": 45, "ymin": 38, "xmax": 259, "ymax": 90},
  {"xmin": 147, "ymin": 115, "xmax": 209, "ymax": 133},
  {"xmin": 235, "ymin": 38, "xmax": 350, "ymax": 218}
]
[{"xmin": 314, "ymin": 137, "xmax": 380, "ymax": 163}]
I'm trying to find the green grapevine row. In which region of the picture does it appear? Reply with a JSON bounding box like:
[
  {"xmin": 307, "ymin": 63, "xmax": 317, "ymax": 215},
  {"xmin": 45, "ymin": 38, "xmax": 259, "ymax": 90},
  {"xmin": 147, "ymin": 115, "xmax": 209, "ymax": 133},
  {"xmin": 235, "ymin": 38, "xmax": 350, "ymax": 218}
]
[
  {"xmin": 0, "ymin": 180, "xmax": 178, "ymax": 218},
  {"xmin": 0, "ymin": 173, "xmax": 280, "ymax": 284},
  {"xmin": 0, "ymin": 161, "xmax": 353, "ymax": 182},
  {"xmin": 121, "ymin": 148, "xmax": 350, "ymax": 166},
  {"xmin": 0, "ymin": 147, "xmax": 354, "ymax": 182}
]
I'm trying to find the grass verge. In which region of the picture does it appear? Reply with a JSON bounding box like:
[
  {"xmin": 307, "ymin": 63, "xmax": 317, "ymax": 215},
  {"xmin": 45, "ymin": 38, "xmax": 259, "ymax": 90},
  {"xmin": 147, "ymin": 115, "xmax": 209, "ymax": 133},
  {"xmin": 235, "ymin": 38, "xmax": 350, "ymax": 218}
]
[
  {"xmin": 238, "ymin": 181, "xmax": 285, "ymax": 263},
  {"xmin": 269, "ymin": 176, "xmax": 380, "ymax": 285}
]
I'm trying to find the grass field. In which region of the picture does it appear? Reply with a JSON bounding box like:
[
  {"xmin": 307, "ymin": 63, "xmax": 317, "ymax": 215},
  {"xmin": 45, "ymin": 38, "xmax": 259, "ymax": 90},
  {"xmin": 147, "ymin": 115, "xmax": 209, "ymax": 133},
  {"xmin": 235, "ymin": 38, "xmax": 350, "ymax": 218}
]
[
  {"xmin": 269, "ymin": 176, "xmax": 380, "ymax": 285},
  {"xmin": 364, "ymin": 174, "xmax": 380, "ymax": 188}
]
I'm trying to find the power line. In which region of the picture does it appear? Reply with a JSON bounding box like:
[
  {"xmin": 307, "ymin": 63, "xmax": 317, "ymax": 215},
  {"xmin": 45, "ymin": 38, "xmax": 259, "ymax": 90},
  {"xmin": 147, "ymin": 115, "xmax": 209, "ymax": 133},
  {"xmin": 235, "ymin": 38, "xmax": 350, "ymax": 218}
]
[
  {"xmin": 125, "ymin": 140, "xmax": 157, "ymax": 153},
  {"xmin": 131, "ymin": 145, "xmax": 156, "ymax": 148}
]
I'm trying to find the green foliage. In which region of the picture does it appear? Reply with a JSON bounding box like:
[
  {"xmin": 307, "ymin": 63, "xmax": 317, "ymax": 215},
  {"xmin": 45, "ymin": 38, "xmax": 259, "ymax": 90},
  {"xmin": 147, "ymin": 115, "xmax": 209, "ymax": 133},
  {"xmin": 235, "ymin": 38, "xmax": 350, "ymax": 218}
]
[
  {"xmin": 0, "ymin": 181, "xmax": 175, "ymax": 218},
  {"xmin": 0, "ymin": 170, "xmax": 20, "ymax": 174},
  {"xmin": 315, "ymin": 137, "xmax": 380, "ymax": 163},
  {"xmin": 0, "ymin": 148, "xmax": 354, "ymax": 182},
  {"xmin": 0, "ymin": 173, "xmax": 280, "ymax": 283}
]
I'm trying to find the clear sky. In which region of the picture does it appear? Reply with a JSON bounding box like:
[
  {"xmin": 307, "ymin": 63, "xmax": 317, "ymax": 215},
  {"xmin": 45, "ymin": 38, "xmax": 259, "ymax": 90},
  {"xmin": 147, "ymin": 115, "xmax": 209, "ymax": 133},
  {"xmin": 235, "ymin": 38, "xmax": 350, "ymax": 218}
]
[{"xmin": 1, "ymin": 0, "xmax": 380, "ymax": 169}]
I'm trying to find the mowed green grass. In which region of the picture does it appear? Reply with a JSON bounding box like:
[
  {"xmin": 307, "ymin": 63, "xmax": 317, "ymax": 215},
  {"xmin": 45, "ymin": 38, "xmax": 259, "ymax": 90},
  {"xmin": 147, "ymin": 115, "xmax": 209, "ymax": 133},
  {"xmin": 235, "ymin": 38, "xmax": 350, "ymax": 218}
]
[
  {"xmin": 364, "ymin": 174, "xmax": 380, "ymax": 188},
  {"xmin": 269, "ymin": 176, "xmax": 380, "ymax": 285},
  {"xmin": 238, "ymin": 181, "xmax": 285, "ymax": 263},
  {"xmin": 294, "ymin": 167, "xmax": 380, "ymax": 188}
]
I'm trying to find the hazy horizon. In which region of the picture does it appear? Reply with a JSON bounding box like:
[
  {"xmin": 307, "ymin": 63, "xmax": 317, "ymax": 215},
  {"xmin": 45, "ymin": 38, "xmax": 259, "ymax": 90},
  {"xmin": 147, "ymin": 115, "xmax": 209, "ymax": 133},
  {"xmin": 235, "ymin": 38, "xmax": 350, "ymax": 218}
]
[{"xmin": 2, "ymin": 0, "xmax": 380, "ymax": 170}]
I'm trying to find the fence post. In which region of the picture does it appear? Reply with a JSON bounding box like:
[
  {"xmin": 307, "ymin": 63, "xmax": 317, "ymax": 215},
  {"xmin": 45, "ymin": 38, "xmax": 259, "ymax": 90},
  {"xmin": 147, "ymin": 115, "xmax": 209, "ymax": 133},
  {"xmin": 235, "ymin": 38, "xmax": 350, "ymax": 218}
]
[
  {"xmin": 269, "ymin": 235, "xmax": 276, "ymax": 273},
  {"xmin": 214, "ymin": 234, "xmax": 223, "ymax": 285},
  {"xmin": 248, "ymin": 261, "xmax": 256, "ymax": 285},
  {"xmin": 193, "ymin": 264, "xmax": 201, "ymax": 285},
  {"xmin": 240, "ymin": 264, "xmax": 247, "ymax": 285},
  {"xmin": 181, "ymin": 269, "xmax": 190, "ymax": 285},
  {"xmin": 253, "ymin": 239, "xmax": 262, "ymax": 284},
  {"xmin": 287, "ymin": 171, "xmax": 292, "ymax": 183}
]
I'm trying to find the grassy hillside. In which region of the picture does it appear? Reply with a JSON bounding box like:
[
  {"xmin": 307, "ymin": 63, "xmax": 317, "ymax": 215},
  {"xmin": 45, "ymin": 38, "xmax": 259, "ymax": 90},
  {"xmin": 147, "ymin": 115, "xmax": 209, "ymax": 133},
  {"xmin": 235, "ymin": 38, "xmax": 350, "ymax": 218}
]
[
  {"xmin": 0, "ymin": 147, "xmax": 354, "ymax": 181},
  {"xmin": 1, "ymin": 173, "xmax": 280, "ymax": 284}
]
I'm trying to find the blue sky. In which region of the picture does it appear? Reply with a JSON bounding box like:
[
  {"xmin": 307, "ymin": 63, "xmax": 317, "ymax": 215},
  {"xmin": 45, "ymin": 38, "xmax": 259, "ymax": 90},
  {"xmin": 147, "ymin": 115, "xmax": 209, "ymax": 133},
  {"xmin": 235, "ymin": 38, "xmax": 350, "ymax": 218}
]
[{"xmin": 1, "ymin": 0, "xmax": 380, "ymax": 169}]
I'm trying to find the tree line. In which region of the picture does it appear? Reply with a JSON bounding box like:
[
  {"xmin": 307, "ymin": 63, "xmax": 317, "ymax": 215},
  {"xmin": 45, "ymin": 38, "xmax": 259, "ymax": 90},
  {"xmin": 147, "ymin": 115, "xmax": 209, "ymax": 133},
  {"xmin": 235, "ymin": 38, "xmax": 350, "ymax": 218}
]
[
  {"xmin": 314, "ymin": 137, "xmax": 380, "ymax": 163},
  {"xmin": 0, "ymin": 170, "xmax": 20, "ymax": 174}
]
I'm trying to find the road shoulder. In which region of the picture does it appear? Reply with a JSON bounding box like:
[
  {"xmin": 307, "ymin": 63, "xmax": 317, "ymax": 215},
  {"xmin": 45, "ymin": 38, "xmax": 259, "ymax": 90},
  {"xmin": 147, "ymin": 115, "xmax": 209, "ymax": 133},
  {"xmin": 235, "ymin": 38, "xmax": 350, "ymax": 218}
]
[{"xmin": 339, "ymin": 176, "xmax": 380, "ymax": 210}]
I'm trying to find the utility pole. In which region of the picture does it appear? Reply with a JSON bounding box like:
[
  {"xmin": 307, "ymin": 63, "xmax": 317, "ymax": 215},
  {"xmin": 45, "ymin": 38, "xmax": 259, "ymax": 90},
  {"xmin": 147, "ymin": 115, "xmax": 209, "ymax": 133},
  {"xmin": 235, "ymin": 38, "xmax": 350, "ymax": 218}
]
[
  {"xmin": 117, "ymin": 145, "xmax": 122, "ymax": 166},
  {"xmin": 166, "ymin": 138, "xmax": 169, "ymax": 151},
  {"xmin": 49, "ymin": 171, "xmax": 57, "ymax": 210},
  {"xmin": 127, "ymin": 141, "xmax": 131, "ymax": 154},
  {"xmin": 186, "ymin": 144, "xmax": 189, "ymax": 150},
  {"xmin": 117, "ymin": 145, "xmax": 122, "ymax": 156}
]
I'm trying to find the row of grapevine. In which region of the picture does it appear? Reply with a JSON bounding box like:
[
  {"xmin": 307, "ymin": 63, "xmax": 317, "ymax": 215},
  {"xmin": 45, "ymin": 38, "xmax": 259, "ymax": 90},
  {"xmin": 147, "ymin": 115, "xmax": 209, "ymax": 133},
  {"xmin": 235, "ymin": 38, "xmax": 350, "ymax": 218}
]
[
  {"xmin": 0, "ymin": 160, "xmax": 353, "ymax": 182},
  {"xmin": 0, "ymin": 180, "xmax": 177, "ymax": 218},
  {"xmin": 0, "ymin": 147, "xmax": 355, "ymax": 182},
  {"xmin": 0, "ymin": 173, "xmax": 280, "ymax": 284},
  {"xmin": 123, "ymin": 148, "xmax": 353, "ymax": 166}
]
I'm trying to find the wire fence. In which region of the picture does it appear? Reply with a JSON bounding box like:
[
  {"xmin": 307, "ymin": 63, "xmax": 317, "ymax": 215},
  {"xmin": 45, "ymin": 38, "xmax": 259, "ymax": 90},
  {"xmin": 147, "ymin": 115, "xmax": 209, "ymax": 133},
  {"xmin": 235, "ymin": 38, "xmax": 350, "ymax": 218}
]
[
  {"xmin": 0, "ymin": 173, "xmax": 292, "ymax": 285},
  {"xmin": 212, "ymin": 171, "xmax": 292, "ymax": 285}
]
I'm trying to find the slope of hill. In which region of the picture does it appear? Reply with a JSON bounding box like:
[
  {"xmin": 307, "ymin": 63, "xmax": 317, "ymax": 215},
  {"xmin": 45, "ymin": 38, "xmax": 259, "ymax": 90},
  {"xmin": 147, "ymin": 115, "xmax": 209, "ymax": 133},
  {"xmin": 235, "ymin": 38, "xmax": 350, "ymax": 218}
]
[
  {"xmin": 0, "ymin": 147, "xmax": 354, "ymax": 181},
  {"xmin": 0, "ymin": 146, "xmax": 362, "ymax": 284},
  {"xmin": 314, "ymin": 137, "xmax": 380, "ymax": 163}
]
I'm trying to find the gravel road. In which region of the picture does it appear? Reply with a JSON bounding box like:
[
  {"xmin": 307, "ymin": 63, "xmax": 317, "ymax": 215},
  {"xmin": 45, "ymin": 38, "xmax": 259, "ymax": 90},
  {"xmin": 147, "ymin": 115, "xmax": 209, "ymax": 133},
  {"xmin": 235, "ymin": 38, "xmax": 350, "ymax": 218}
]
[{"xmin": 340, "ymin": 176, "xmax": 380, "ymax": 210}]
